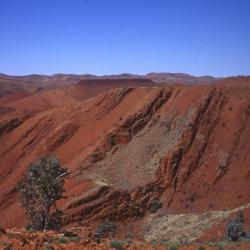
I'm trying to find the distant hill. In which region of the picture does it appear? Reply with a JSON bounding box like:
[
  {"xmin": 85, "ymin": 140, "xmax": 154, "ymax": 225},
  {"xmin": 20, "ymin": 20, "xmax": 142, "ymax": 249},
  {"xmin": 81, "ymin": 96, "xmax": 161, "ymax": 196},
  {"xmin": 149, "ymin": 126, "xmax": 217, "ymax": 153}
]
[
  {"xmin": 0, "ymin": 72, "xmax": 218, "ymax": 98},
  {"xmin": 145, "ymin": 72, "xmax": 216, "ymax": 84}
]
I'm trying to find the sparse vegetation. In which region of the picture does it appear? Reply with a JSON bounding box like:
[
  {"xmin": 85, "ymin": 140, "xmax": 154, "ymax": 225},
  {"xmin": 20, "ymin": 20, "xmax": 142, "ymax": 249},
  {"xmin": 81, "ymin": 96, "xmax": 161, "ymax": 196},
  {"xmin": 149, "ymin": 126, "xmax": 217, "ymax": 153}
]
[
  {"xmin": 110, "ymin": 240, "xmax": 124, "ymax": 250},
  {"xmin": 95, "ymin": 219, "xmax": 117, "ymax": 241},
  {"xmin": 131, "ymin": 205, "xmax": 145, "ymax": 219},
  {"xmin": 205, "ymin": 241, "xmax": 227, "ymax": 250},
  {"xmin": 57, "ymin": 234, "xmax": 80, "ymax": 244},
  {"xmin": 25, "ymin": 224, "xmax": 35, "ymax": 232},
  {"xmin": 150, "ymin": 239, "xmax": 179, "ymax": 249},
  {"xmin": 115, "ymin": 238, "xmax": 133, "ymax": 245},
  {"xmin": 17, "ymin": 156, "xmax": 69, "ymax": 231},
  {"xmin": 58, "ymin": 236, "xmax": 68, "ymax": 244},
  {"xmin": 148, "ymin": 198, "xmax": 163, "ymax": 213},
  {"xmin": 226, "ymin": 213, "xmax": 244, "ymax": 241},
  {"xmin": 198, "ymin": 246, "xmax": 206, "ymax": 250},
  {"xmin": 169, "ymin": 243, "xmax": 179, "ymax": 250}
]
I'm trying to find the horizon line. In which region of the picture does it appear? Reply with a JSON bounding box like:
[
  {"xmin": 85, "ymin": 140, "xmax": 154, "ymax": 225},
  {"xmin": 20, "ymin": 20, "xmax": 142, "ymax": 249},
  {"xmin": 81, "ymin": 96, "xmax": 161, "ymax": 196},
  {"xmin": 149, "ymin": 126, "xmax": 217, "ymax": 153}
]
[{"xmin": 2, "ymin": 71, "xmax": 250, "ymax": 78}]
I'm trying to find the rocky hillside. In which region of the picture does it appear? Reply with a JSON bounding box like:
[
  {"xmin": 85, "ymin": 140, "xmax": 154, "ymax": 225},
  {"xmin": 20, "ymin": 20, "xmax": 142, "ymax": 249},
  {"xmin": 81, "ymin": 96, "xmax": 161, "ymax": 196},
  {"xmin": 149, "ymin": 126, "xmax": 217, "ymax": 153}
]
[{"xmin": 0, "ymin": 76, "xmax": 249, "ymax": 246}]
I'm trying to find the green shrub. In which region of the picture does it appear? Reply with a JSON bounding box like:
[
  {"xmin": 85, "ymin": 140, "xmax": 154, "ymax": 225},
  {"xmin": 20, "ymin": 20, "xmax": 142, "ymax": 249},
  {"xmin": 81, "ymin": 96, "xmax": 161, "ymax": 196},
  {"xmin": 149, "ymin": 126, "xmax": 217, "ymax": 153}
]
[
  {"xmin": 169, "ymin": 243, "xmax": 179, "ymax": 250},
  {"xmin": 68, "ymin": 236, "xmax": 81, "ymax": 242},
  {"xmin": 198, "ymin": 246, "xmax": 206, "ymax": 250},
  {"xmin": 57, "ymin": 235, "xmax": 81, "ymax": 244},
  {"xmin": 115, "ymin": 239, "xmax": 133, "ymax": 245},
  {"xmin": 95, "ymin": 219, "xmax": 117, "ymax": 240},
  {"xmin": 150, "ymin": 239, "xmax": 176, "ymax": 248},
  {"xmin": 25, "ymin": 224, "xmax": 35, "ymax": 232},
  {"xmin": 110, "ymin": 240, "xmax": 124, "ymax": 250},
  {"xmin": 158, "ymin": 239, "xmax": 169, "ymax": 247},
  {"xmin": 17, "ymin": 156, "xmax": 69, "ymax": 231},
  {"xmin": 58, "ymin": 236, "xmax": 68, "ymax": 244}
]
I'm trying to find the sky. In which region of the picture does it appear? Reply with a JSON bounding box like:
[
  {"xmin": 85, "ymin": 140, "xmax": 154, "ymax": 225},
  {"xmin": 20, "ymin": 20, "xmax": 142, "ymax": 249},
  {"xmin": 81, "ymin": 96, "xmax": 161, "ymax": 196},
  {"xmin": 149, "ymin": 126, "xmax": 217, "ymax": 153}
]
[{"xmin": 0, "ymin": 0, "xmax": 250, "ymax": 77}]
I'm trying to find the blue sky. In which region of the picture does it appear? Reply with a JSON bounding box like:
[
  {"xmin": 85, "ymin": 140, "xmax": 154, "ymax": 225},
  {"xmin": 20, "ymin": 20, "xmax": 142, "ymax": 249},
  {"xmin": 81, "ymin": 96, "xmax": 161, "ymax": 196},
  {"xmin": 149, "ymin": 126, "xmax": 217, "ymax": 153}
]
[{"xmin": 0, "ymin": 0, "xmax": 250, "ymax": 76}]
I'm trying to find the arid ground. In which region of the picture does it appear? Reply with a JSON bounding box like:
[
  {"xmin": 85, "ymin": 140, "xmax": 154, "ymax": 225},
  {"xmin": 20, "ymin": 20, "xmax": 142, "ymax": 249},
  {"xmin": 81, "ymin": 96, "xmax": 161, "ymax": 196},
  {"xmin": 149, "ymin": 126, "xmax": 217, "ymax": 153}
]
[{"xmin": 0, "ymin": 73, "xmax": 250, "ymax": 249}]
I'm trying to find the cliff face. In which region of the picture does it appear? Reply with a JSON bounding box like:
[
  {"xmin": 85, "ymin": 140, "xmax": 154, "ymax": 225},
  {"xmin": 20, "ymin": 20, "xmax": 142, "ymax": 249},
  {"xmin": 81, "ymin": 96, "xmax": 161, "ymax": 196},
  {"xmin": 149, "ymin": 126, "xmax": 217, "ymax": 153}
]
[{"xmin": 0, "ymin": 78, "xmax": 249, "ymax": 241}]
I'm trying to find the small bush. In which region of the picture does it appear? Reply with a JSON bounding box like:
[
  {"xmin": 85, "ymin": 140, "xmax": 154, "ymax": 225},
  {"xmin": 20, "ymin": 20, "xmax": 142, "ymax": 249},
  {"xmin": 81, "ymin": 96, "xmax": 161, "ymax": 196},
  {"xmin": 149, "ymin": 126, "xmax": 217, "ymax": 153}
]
[
  {"xmin": 57, "ymin": 235, "xmax": 80, "ymax": 244},
  {"xmin": 25, "ymin": 224, "xmax": 35, "ymax": 232},
  {"xmin": 169, "ymin": 244, "xmax": 179, "ymax": 250},
  {"xmin": 110, "ymin": 240, "xmax": 124, "ymax": 250},
  {"xmin": 226, "ymin": 217, "xmax": 244, "ymax": 241},
  {"xmin": 63, "ymin": 231, "xmax": 79, "ymax": 238},
  {"xmin": 131, "ymin": 205, "xmax": 145, "ymax": 219},
  {"xmin": 198, "ymin": 246, "xmax": 206, "ymax": 250},
  {"xmin": 148, "ymin": 198, "xmax": 163, "ymax": 213},
  {"xmin": 68, "ymin": 236, "xmax": 81, "ymax": 242},
  {"xmin": 116, "ymin": 239, "xmax": 133, "ymax": 245},
  {"xmin": 58, "ymin": 236, "xmax": 68, "ymax": 244},
  {"xmin": 95, "ymin": 219, "xmax": 117, "ymax": 240},
  {"xmin": 158, "ymin": 239, "xmax": 169, "ymax": 247},
  {"xmin": 150, "ymin": 239, "xmax": 174, "ymax": 248}
]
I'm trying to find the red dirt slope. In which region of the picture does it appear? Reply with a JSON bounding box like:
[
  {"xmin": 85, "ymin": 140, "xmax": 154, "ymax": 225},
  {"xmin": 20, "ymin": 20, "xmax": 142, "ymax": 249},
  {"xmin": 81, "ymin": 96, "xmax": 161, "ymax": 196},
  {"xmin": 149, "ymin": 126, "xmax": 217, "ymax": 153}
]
[{"xmin": 0, "ymin": 77, "xmax": 249, "ymax": 245}]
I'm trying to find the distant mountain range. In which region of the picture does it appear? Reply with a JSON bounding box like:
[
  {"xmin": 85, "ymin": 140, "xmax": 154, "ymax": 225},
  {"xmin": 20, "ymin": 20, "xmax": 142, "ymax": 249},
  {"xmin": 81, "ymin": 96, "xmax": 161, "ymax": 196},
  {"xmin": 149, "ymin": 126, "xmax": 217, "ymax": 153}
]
[
  {"xmin": 0, "ymin": 72, "xmax": 218, "ymax": 96},
  {"xmin": 2, "ymin": 72, "xmax": 250, "ymax": 99},
  {"xmin": 0, "ymin": 72, "xmax": 217, "ymax": 85}
]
